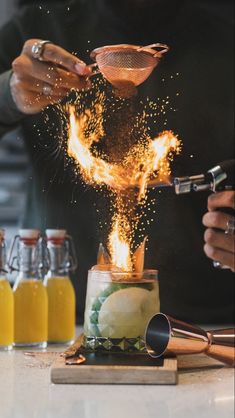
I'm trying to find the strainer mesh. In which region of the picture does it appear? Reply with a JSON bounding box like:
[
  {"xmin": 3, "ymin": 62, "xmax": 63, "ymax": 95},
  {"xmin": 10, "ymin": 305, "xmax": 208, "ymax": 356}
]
[
  {"xmin": 96, "ymin": 50, "xmax": 158, "ymax": 88},
  {"xmin": 96, "ymin": 50, "xmax": 157, "ymax": 69}
]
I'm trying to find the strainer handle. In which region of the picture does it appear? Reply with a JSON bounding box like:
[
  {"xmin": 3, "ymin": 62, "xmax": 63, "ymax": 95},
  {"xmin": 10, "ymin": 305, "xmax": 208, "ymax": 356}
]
[
  {"xmin": 138, "ymin": 43, "xmax": 169, "ymax": 57},
  {"xmin": 88, "ymin": 63, "xmax": 100, "ymax": 77}
]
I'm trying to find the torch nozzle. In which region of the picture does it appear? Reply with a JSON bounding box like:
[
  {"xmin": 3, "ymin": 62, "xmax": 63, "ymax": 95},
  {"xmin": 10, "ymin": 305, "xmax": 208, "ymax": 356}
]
[
  {"xmin": 173, "ymin": 174, "xmax": 209, "ymax": 194},
  {"xmin": 148, "ymin": 159, "xmax": 235, "ymax": 194}
]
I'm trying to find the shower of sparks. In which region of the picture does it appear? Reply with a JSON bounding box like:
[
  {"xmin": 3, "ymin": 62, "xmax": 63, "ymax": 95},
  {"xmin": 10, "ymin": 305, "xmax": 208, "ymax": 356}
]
[
  {"xmin": 68, "ymin": 106, "xmax": 180, "ymax": 200},
  {"xmin": 66, "ymin": 81, "xmax": 181, "ymax": 272}
]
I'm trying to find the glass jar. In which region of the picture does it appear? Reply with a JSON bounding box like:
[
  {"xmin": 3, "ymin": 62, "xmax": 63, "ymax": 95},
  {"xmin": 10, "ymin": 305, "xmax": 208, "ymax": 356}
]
[
  {"xmin": 9, "ymin": 229, "xmax": 48, "ymax": 348},
  {"xmin": 83, "ymin": 269, "xmax": 159, "ymax": 353},
  {"xmin": 0, "ymin": 229, "xmax": 14, "ymax": 351},
  {"xmin": 44, "ymin": 230, "xmax": 76, "ymax": 344}
]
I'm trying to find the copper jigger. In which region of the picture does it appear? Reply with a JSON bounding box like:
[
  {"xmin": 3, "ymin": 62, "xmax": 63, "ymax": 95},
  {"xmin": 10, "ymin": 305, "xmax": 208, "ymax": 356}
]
[{"xmin": 145, "ymin": 313, "xmax": 235, "ymax": 366}]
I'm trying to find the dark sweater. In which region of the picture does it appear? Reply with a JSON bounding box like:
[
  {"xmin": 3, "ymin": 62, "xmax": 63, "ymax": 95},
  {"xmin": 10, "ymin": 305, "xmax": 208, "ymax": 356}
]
[{"xmin": 0, "ymin": 0, "xmax": 234, "ymax": 323}]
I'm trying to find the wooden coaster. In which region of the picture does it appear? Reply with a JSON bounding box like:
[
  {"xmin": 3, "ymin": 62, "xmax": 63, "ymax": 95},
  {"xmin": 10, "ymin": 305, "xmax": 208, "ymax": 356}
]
[{"xmin": 51, "ymin": 352, "xmax": 177, "ymax": 385}]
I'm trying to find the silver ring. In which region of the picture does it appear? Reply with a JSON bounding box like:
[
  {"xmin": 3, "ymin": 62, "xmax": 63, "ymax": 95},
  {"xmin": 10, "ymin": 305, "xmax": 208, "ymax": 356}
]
[
  {"xmin": 42, "ymin": 84, "xmax": 53, "ymax": 96},
  {"xmin": 213, "ymin": 260, "xmax": 229, "ymax": 270},
  {"xmin": 31, "ymin": 40, "xmax": 51, "ymax": 61},
  {"xmin": 225, "ymin": 219, "xmax": 235, "ymax": 236},
  {"xmin": 213, "ymin": 218, "xmax": 235, "ymax": 269}
]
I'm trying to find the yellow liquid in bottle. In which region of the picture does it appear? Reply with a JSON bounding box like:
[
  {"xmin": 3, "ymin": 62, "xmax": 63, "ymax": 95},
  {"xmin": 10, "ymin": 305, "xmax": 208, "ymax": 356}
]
[
  {"xmin": 46, "ymin": 276, "xmax": 75, "ymax": 343},
  {"xmin": 0, "ymin": 277, "xmax": 14, "ymax": 348},
  {"xmin": 14, "ymin": 279, "xmax": 48, "ymax": 346}
]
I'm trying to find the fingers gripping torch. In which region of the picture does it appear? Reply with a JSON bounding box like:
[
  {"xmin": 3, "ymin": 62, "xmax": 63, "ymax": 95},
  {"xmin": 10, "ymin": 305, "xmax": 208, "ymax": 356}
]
[{"xmin": 152, "ymin": 159, "xmax": 235, "ymax": 269}]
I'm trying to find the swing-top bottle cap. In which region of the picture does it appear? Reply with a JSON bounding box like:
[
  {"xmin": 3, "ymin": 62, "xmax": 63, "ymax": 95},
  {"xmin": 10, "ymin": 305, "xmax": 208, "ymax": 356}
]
[
  {"xmin": 46, "ymin": 229, "xmax": 67, "ymax": 240},
  {"xmin": 19, "ymin": 229, "xmax": 40, "ymax": 240}
]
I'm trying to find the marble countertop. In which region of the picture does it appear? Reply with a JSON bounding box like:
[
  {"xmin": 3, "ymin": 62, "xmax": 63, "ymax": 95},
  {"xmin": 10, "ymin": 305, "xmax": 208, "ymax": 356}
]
[{"xmin": 0, "ymin": 330, "xmax": 234, "ymax": 418}]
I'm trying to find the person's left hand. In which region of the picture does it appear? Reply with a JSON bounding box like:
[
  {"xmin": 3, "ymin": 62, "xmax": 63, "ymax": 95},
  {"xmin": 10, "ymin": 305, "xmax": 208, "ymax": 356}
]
[{"xmin": 202, "ymin": 191, "xmax": 235, "ymax": 272}]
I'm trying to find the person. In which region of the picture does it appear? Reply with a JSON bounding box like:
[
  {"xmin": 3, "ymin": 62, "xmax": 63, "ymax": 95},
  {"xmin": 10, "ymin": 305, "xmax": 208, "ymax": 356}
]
[{"xmin": 0, "ymin": 0, "xmax": 234, "ymax": 324}]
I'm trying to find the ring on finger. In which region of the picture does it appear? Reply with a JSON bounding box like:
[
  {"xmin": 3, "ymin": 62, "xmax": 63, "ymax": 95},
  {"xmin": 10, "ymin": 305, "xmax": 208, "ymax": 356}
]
[
  {"xmin": 31, "ymin": 40, "xmax": 51, "ymax": 61},
  {"xmin": 225, "ymin": 219, "xmax": 235, "ymax": 236},
  {"xmin": 42, "ymin": 84, "xmax": 53, "ymax": 96},
  {"xmin": 213, "ymin": 219, "xmax": 235, "ymax": 269}
]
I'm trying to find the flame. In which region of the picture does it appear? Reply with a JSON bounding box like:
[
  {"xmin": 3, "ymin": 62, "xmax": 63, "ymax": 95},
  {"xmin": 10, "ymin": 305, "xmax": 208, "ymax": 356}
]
[
  {"xmin": 131, "ymin": 131, "xmax": 180, "ymax": 200},
  {"xmin": 108, "ymin": 215, "xmax": 132, "ymax": 271},
  {"xmin": 67, "ymin": 104, "xmax": 181, "ymax": 271},
  {"xmin": 68, "ymin": 107, "xmax": 128, "ymax": 190},
  {"xmin": 68, "ymin": 108, "xmax": 93, "ymax": 175},
  {"xmin": 68, "ymin": 106, "xmax": 180, "ymax": 196}
]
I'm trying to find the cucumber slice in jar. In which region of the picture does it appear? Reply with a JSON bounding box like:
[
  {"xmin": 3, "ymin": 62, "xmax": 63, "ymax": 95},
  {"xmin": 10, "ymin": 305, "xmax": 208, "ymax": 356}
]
[
  {"xmin": 98, "ymin": 287, "xmax": 158, "ymax": 338},
  {"xmin": 89, "ymin": 281, "xmax": 154, "ymax": 325}
]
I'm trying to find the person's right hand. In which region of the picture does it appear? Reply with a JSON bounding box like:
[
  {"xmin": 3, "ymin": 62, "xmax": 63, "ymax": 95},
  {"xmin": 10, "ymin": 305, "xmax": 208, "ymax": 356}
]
[
  {"xmin": 203, "ymin": 191, "xmax": 235, "ymax": 272},
  {"xmin": 10, "ymin": 39, "xmax": 92, "ymax": 114}
]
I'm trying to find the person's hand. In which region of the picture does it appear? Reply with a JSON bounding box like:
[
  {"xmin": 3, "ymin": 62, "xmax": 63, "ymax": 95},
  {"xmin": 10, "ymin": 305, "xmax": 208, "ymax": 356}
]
[
  {"xmin": 202, "ymin": 191, "xmax": 235, "ymax": 272},
  {"xmin": 10, "ymin": 39, "xmax": 92, "ymax": 114}
]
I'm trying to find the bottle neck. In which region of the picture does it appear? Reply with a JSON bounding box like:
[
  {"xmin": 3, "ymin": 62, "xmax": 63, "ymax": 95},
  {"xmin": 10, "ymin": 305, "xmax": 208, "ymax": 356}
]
[
  {"xmin": 0, "ymin": 239, "xmax": 6, "ymax": 276},
  {"xmin": 47, "ymin": 242, "xmax": 69, "ymax": 276},
  {"xmin": 18, "ymin": 240, "xmax": 40, "ymax": 279}
]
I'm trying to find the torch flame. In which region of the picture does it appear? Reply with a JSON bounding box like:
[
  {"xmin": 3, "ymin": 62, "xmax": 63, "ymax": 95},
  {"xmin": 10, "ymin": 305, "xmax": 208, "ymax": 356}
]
[{"xmin": 133, "ymin": 131, "xmax": 180, "ymax": 200}]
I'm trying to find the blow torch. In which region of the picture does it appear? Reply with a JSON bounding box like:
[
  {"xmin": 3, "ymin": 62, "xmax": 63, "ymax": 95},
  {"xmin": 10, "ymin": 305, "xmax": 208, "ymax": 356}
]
[
  {"xmin": 171, "ymin": 159, "xmax": 235, "ymax": 194},
  {"xmin": 152, "ymin": 159, "xmax": 235, "ymax": 269}
]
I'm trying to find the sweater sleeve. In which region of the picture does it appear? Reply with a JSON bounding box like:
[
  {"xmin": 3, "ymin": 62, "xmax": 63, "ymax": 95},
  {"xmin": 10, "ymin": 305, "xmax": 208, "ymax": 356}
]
[
  {"xmin": 0, "ymin": 70, "xmax": 25, "ymax": 136},
  {"xmin": 0, "ymin": 17, "xmax": 26, "ymax": 137}
]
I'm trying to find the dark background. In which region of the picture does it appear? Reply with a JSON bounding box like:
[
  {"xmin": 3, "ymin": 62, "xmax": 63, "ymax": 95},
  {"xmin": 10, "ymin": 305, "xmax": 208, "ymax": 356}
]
[{"xmin": 0, "ymin": 1, "xmax": 234, "ymax": 321}]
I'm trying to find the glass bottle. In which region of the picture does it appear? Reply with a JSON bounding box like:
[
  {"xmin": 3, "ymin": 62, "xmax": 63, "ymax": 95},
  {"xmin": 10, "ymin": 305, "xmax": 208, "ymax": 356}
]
[
  {"xmin": 0, "ymin": 229, "xmax": 14, "ymax": 351},
  {"xmin": 9, "ymin": 229, "xmax": 48, "ymax": 348},
  {"xmin": 44, "ymin": 230, "xmax": 76, "ymax": 344}
]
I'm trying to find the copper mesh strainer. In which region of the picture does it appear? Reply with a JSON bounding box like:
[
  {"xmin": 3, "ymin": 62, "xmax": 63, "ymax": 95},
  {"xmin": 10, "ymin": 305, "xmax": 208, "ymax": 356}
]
[{"xmin": 90, "ymin": 43, "xmax": 169, "ymax": 97}]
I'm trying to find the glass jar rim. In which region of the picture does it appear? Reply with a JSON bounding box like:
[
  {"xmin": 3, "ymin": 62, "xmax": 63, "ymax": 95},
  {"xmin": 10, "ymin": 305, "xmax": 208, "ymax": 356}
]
[{"xmin": 88, "ymin": 268, "xmax": 158, "ymax": 283}]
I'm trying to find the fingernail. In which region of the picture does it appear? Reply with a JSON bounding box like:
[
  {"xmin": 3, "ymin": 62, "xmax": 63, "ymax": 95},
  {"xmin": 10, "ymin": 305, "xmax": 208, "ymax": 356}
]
[{"xmin": 75, "ymin": 62, "xmax": 91, "ymax": 76}]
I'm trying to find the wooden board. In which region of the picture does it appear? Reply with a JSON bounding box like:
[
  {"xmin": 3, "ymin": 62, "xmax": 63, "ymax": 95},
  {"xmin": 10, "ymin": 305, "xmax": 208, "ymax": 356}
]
[{"xmin": 51, "ymin": 352, "xmax": 177, "ymax": 385}]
